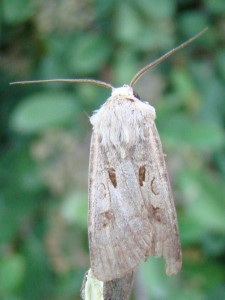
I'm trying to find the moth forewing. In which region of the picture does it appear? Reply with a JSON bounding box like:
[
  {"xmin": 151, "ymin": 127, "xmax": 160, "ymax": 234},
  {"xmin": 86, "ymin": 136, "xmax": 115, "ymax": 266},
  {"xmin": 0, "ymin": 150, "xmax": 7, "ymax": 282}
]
[{"xmin": 88, "ymin": 85, "xmax": 182, "ymax": 281}]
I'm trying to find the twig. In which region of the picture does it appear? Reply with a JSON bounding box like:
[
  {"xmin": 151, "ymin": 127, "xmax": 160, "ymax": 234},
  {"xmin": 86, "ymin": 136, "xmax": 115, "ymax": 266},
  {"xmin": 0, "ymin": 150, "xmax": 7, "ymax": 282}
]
[{"xmin": 81, "ymin": 269, "xmax": 134, "ymax": 300}]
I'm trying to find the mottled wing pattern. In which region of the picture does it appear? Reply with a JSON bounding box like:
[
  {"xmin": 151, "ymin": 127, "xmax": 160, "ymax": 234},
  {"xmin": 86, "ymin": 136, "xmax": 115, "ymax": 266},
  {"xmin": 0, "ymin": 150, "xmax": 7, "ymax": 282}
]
[
  {"xmin": 133, "ymin": 122, "xmax": 182, "ymax": 275},
  {"xmin": 88, "ymin": 115, "xmax": 181, "ymax": 282}
]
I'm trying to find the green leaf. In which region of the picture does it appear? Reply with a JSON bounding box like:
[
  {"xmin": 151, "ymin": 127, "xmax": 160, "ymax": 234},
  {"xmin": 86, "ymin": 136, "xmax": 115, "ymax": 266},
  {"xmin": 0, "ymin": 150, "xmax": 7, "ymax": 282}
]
[
  {"xmin": 61, "ymin": 191, "xmax": 88, "ymax": 229},
  {"xmin": 170, "ymin": 67, "xmax": 198, "ymax": 103},
  {"xmin": 69, "ymin": 34, "xmax": 111, "ymax": 75},
  {"xmin": 22, "ymin": 237, "xmax": 54, "ymax": 298},
  {"xmin": 135, "ymin": 0, "xmax": 176, "ymax": 19},
  {"xmin": 10, "ymin": 92, "xmax": 78, "ymax": 134},
  {"xmin": 140, "ymin": 259, "xmax": 170, "ymax": 298},
  {"xmin": 0, "ymin": 296, "xmax": 22, "ymax": 300},
  {"xmin": 205, "ymin": 0, "xmax": 225, "ymax": 14},
  {"xmin": 94, "ymin": 0, "xmax": 115, "ymax": 17},
  {"xmin": 216, "ymin": 50, "xmax": 225, "ymax": 82},
  {"xmin": 189, "ymin": 61, "xmax": 225, "ymax": 125},
  {"xmin": 2, "ymin": 0, "xmax": 35, "ymax": 24},
  {"xmin": 202, "ymin": 233, "xmax": 225, "ymax": 256},
  {"xmin": 0, "ymin": 145, "xmax": 43, "ymax": 244},
  {"xmin": 135, "ymin": 26, "xmax": 175, "ymax": 51},
  {"xmin": 113, "ymin": 2, "xmax": 144, "ymax": 43},
  {"xmin": 178, "ymin": 12, "xmax": 208, "ymax": 38},
  {"xmin": 183, "ymin": 259, "xmax": 225, "ymax": 292},
  {"xmin": 179, "ymin": 214, "xmax": 204, "ymax": 245},
  {"xmin": 177, "ymin": 167, "xmax": 225, "ymax": 232},
  {"xmin": 0, "ymin": 255, "xmax": 25, "ymax": 293},
  {"xmin": 159, "ymin": 114, "xmax": 224, "ymax": 152},
  {"xmin": 112, "ymin": 48, "xmax": 138, "ymax": 85},
  {"xmin": 187, "ymin": 195, "xmax": 225, "ymax": 232}
]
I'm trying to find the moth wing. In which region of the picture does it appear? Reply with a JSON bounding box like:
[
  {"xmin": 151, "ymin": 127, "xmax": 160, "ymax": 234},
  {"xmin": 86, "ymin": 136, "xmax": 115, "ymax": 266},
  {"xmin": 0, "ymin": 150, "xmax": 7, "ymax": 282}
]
[
  {"xmin": 138, "ymin": 122, "xmax": 182, "ymax": 275},
  {"xmin": 88, "ymin": 124, "xmax": 181, "ymax": 281}
]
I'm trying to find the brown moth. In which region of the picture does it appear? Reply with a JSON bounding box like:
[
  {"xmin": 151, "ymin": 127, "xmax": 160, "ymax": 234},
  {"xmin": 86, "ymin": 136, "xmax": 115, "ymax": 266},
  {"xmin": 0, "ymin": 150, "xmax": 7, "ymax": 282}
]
[
  {"xmin": 88, "ymin": 29, "xmax": 207, "ymax": 281},
  {"xmin": 88, "ymin": 87, "xmax": 180, "ymax": 282},
  {"xmin": 11, "ymin": 28, "xmax": 207, "ymax": 282}
]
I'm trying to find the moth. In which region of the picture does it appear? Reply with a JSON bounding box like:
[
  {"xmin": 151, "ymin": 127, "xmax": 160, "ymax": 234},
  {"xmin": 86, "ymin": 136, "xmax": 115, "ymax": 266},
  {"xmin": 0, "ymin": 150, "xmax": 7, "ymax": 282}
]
[
  {"xmin": 11, "ymin": 28, "xmax": 207, "ymax": 282},
  {"xmin": 88, "ymin": 83, "xmax": 182, "ymax": 281}
]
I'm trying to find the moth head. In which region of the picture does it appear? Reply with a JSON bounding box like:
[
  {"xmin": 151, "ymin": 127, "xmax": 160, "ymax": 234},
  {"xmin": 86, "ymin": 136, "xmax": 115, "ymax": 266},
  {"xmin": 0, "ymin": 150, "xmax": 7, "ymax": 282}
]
[{"xmin": 111, "ymin": 85, "xmax": 134, "ymax": 97}]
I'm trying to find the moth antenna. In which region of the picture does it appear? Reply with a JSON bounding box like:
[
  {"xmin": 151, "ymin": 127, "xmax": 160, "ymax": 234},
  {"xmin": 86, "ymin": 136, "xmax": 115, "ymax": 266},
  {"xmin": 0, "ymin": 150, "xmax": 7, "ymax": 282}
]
[
  {"xmin": 10, "ymin": 79, "xmax": 114, "ymax": 90},
  {"xmin": 130, "ymin": 27, "xmax": 208, "ymax": 87}
]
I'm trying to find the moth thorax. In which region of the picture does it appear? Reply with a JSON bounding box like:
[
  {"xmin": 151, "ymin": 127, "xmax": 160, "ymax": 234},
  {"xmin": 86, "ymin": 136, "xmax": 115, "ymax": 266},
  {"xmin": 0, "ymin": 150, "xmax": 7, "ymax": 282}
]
[{"xmin": 91, "ymin": 95, "xmax": 156, "ymax": 156}]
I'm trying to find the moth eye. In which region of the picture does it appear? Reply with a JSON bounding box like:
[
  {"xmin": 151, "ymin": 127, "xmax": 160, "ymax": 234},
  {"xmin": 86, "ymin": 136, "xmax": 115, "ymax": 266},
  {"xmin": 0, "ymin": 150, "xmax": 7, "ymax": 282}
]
[
  {"xmin": 133, "ymin": 91, "xmax": 140, "ymax": 99},
  {"xmin": 151, "ymin": 177, "xmax": 160, "ymax": 195},
  {"xmin": 139, "ymin": 166, "xmax": 146, "ymax": 186},
  {"xmin": 108, "ymin": 168, "xmax": 117, "ymax": 188}
]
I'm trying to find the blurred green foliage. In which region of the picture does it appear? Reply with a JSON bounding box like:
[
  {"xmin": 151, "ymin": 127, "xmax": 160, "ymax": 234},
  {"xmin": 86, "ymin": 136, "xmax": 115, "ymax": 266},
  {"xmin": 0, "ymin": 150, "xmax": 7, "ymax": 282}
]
[{"xmin": 0, "ymin": 0, "xmax": 225, "ymax": 299}]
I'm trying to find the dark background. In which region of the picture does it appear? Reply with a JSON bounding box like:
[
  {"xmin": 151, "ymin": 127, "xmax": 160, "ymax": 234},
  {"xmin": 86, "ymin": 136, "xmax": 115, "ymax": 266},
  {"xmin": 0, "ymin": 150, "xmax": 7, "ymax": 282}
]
[{"xmin": 0, "ymin": 0, "xmax": 225, "ymax": 299}]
